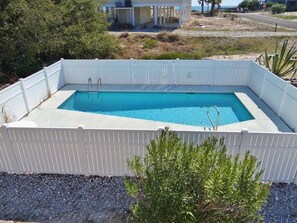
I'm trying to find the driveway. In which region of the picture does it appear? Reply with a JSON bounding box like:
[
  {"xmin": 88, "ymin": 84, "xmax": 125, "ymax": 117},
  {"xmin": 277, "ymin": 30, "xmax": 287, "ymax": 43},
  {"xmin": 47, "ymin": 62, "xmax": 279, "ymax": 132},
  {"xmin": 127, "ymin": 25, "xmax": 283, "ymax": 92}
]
[{"xmin": 238, "ymin": 13, "xmax": 297, "ymax": 30}]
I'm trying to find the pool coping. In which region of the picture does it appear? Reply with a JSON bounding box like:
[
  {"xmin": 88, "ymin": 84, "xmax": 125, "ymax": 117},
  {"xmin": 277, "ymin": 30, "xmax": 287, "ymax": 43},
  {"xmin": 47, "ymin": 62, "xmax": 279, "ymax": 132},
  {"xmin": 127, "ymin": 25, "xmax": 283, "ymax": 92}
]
[{"xmin": 20, "ymin": 84, "xmax": 293, "ymax": 133}]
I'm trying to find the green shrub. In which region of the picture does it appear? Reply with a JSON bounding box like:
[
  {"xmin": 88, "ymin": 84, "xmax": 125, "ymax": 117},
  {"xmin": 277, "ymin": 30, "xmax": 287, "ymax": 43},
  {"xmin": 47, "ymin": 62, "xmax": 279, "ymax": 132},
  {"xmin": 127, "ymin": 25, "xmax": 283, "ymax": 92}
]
[
  {"xmin": 0, "ymin": 0, "xmax": 120, "ymax": 78},
  {"xmin": 238, "ymin": 0, "xmax": 260, "ymax": 10},
  {"xmin": 238, "ymin": 0, "xmax": 248, "ymax": 8},
  {"xmin": 266, "ymin": 2, "xmax": 276, "ymax": 8},
  {"xmin": 141, "ymin": 38, "xmax": 158, "ymax": 49},
  {"xmin": 271, "ymin": 3, "xmax": 286, "ymax": 13},
  {"xmin": 125, "ymin": 128, "xmax": 270, "ymax": 223},
  {"xmin": 142, "ymin": 52, "xmax": 202, "ymax": 60},
  {"xmin": 257, "ymin": 40, "xmax": 297, "ymax": 77}
]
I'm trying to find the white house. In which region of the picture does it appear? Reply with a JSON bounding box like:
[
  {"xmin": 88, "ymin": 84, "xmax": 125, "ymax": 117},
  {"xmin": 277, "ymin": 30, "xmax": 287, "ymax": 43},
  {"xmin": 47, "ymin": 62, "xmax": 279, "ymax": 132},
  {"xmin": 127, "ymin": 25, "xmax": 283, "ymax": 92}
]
[{"xmin": 101, "ymin": 0, "xmax": 192, "ymax": 27}]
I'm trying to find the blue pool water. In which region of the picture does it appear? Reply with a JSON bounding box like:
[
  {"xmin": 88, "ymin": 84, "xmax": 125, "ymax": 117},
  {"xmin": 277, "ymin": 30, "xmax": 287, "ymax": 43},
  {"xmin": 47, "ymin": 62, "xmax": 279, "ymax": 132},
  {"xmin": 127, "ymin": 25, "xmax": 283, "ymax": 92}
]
[{"xmin": 59, "ymin": 92, "xmax": 254, "ymax": 127}]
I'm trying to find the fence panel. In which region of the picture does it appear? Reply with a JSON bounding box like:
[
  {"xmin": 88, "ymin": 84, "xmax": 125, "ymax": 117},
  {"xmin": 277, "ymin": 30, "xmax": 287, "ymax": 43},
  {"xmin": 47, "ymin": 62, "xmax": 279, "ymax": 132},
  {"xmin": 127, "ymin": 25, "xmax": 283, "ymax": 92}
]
[
  {"xmin": 281, "ymin": 84, "xmax": 297, "ymax": 132},
  {"xmin": 241, "ymin": 133, "xmax": 297, "ymax": 182},
  {"xmin": 84, "ymin": 129, "xmax": 157, "ymax": 175},
  {"xmin": 46, "ymin": 61, "xmax": 64, "ymax": 93},
  {"xmin": 146, "ymin": 60, "xmax": 174, "ymax": 85},
  {"xmin": 23, "ymin": 70, "xmax": 48, "ymax": 110},
  {"xmin": 1, "ymin": 126, "xmax": 297, "ymax": 182},
  {"xmin": 0, "ymin": 126, "xmax": 19, "ymax": 172},
  {"xmin": 248, "ymin": 62, "xmax": 266, "ymax": 96},
  {"xmin": 98, "ymin": 60, "xmax": 133, "ymax": 84},
  {"xmin": 175, "ymin": 130, "xmax": 242, "ymax": 156},
  {"xmin": 63, "ymin": 60, "xmax": 251, "ymax": 86},
  {"xmin": 174, "ymin": 60, "xmax": 214, "ymax": 85},
  {"xmin": 133, "ymin": 60, "xmax": 149, "ymax": 84},
  {"xmin": 63, "ymin": 60, "xmax": 98, "ymax": 84},
  {"xmin": 261, "ymin": 72, "xmax": 286, "ymax": 113},
  {"xmin": 7, "ymin": 127, "xmax": 88, "ymax": 175},
  {"xmin": 0, "ymin": 82, "xmax": 27, "ymax": 124},
  {"xmin": 213, "ymin": 61, "xmax": 249, "ymax": 86}
]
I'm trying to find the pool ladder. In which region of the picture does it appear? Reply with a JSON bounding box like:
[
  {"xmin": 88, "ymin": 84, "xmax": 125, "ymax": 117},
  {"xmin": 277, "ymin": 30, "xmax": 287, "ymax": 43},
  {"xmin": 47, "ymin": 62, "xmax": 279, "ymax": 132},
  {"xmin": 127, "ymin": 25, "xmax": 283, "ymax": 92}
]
[
  {"xmin": 88, "ymin": 77, "xmax": 102, "ymax": 91},
  {"xmin": 207, "ymin": 106, "xmax": 220, "ymax": 131},
  {"xmin": 88, "ymin": 78, "xmax": 92, "ymax": 91},
  {"xmin": 97, "ymin": 78, "xmax": 102, "ymax": 91}
]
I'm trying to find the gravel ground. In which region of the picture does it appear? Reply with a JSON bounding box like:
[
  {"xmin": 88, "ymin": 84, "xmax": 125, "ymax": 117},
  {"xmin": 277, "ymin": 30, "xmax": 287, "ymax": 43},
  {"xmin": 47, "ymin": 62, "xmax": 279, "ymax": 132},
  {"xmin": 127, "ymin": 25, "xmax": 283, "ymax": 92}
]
[
  {"xmin": 1, "ymin": 172, "xmax": 297, "ymax": 223},
  {"xmin": 0, "ymin": 173, "xmax": 132, "ymax": 223}
]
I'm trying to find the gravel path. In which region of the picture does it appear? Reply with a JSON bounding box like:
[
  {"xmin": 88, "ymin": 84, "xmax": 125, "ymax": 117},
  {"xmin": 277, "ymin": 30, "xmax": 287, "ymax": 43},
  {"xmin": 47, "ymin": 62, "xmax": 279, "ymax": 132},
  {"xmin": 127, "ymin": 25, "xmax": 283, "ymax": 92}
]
[{"xmin": 1, "ymin": 173, "xmax": 297, "ymax": 223}]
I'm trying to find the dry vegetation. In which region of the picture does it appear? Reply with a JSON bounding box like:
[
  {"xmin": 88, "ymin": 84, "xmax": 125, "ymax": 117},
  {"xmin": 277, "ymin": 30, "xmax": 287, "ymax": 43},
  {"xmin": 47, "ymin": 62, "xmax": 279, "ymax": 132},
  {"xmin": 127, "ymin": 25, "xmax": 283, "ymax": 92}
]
[
  {"xmin": 115, "ymin": 32, "xmax": 296, "ymax": 60},
  {"xmin": 183, "ymin": 13, "xmax": 294, "ymax": 32}
]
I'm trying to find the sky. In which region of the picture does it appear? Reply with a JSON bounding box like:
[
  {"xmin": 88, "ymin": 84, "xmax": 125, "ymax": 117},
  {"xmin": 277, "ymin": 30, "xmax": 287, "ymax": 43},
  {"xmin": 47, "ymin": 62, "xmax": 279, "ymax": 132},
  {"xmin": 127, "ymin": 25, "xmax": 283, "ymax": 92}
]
[{"xmin": 192, "ymin": 0, "xmax": 242, "ymax": 6}]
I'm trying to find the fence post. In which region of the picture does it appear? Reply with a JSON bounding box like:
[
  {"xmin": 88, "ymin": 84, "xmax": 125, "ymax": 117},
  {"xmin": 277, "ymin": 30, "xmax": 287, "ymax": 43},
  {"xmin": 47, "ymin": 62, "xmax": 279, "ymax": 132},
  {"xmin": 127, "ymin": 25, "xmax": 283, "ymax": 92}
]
[
  {"xmin": 60, "ymin": 58, "xmax": 66, "ymax": 85},
  {"xmin": 277, "ymin": 81, "xmax": 290, "ymax": 117},
  {"xmin": 212, "ymin": 60, "xmax": 217, "ymax": 86},
  {"xmin": 259, "ymin": 70, "xmax": 268, "ymax": 99},
  {"xmin": 176, "ymin": 58, "xmax": 180, "ymax": 85},
  {"xmin": 77, "ymin": 125, "xmax": 90, "ymax": 176},
  {"xmin": 19, "ymin": 78, "xmax": 30, "ymax": 113},
  {"xmin": 173, "ymin": 60, "xmax": 176, "ymax": 85},
  {"xmin": 246, "ymin": 61, "xmax": 252, "ymax": 86},
  {"xmin": 130, "ymin": 58, "xmax": 135, "ymax": 84},
  {"xmin": 0, "ymin": 125, "xmax": 20, "ymax": 173},
  {"xmin": 43, "ymin": 67, "xmax": 51, "ymax": 97},
  {"xmin": 239, "ymin": 128, "xmax": 249, "ymax": 158}
]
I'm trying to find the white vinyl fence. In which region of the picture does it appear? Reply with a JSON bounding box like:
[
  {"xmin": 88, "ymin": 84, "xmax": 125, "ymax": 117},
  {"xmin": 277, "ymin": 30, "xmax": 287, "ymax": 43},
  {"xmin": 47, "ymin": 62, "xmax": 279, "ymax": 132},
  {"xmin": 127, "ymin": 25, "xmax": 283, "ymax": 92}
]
[
  {"xmin": 248, "ymin": 62, "xmax": 297, "ymax": 131},
  {"xmin": 0, "ymin": 125, "xmax": 297, "ymax": 183},
  {"xmin": 63, "ymin": 59, "xmax": 250, "ymax": 86},
  {"xmin": 0, "ymin": 61, "xmax": 64, "ymax": 123},
  {"xmin": 1, "ymin": 59, "xmax": 297, "ymax": 182}
]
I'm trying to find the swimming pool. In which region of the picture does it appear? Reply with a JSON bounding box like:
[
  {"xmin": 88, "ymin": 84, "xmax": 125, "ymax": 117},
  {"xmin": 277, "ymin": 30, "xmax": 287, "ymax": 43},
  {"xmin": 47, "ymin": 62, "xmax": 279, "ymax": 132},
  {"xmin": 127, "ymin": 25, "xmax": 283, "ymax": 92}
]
[{"xmin": 58, "ymin": 92, "xmax": 254, "ymax": 127}]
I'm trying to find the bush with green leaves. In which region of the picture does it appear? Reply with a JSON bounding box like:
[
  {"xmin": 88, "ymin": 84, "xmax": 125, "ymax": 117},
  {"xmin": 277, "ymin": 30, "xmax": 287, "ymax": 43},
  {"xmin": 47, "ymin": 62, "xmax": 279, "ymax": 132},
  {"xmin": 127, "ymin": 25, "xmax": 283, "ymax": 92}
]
[
  {"xmin": 271, "ymin": 3, "xmax": 286, "ymax": 14},
  {"xmin": 257, "ymin": 40, "xmax": 297, "ymax": 77},
  {"xmin": 266, "ymin": 2, "xmax": 276, "ymax": 8},
  {"xmin": 125, "ymin": 128, "xmax": 270, "ymax": 223},
  {"xmin": 142, "ymin": 52, "xmax": 202, "ymax": 60},
  {"xmin": 238, "ymin": 0, "xmax": 260, "ymax": 10},
  {"xmin": 141, "ymin": 38, "xmax": 158, "ymax": 49},
  {"xmin": 0, "ymin": 0, "xmax": 120, "ymax": 79}
]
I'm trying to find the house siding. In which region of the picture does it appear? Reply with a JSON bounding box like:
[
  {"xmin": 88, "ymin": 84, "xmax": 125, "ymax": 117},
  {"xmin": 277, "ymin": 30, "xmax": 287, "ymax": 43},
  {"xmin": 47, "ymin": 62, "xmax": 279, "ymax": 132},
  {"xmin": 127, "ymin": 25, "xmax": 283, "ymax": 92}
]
[{"xmin": 135, "ymin": 7, "xmax": 151, "ymax": 25}]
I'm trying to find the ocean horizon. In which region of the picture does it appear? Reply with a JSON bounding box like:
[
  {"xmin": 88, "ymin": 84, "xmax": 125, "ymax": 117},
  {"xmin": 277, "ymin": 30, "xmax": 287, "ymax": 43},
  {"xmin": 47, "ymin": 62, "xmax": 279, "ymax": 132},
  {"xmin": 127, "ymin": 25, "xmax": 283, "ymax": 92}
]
[{"xmin": 192, "ymin": 5, "xmax": 237, "ymax": 12}]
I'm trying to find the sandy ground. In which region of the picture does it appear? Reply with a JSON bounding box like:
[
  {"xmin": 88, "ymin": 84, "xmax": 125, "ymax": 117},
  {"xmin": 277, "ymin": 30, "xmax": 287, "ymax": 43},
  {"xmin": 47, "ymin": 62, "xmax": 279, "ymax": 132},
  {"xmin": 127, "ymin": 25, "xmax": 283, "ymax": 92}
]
[
  {"xmin": 183, "ymin": 13, "xmax": 294, "ymax": 32},
  {"xmin": 204, "ymin": 53, "xmax": 259, "ymax": 60}
]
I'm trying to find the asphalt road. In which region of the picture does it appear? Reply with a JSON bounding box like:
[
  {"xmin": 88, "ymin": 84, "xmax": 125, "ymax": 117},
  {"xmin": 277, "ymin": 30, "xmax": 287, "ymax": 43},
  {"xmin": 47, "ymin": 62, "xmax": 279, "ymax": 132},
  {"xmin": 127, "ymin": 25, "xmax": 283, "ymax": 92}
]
[{"xmin": 238, "ymin": 13, "xmax": 297, "ymax": 30}]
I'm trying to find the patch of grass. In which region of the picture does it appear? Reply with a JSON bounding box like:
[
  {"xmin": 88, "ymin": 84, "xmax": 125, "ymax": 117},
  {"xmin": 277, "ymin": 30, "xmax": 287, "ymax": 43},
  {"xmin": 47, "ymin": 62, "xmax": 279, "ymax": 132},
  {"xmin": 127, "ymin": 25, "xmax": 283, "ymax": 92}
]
[
  {"xmin": 273, "ymin": 15, "xmax": 297, "ymax": 20},
  {"xmin": 117, "ymin": 33, "xmax": 296, "ymax": 60},
  {"xmin": 188, "ymin": 37, "xmax": 281, "ymax": 56},
  {"xmin": 141, "ymin": 38, "xmax": 158, "ymax": 49},
  {"xmin": 142, "ymin": 52, "xmax": 202, "ymax": 60}
]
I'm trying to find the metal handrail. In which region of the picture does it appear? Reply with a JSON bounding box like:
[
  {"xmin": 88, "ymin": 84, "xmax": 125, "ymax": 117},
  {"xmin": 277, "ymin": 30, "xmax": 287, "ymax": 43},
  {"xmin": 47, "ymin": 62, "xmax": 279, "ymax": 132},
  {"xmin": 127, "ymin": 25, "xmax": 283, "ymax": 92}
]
[
  {"xmin": 97, "ymin": 78, "xmax": 102, "ymax": 91},
  {"xmin": 88, "ymin": 77, "xmax": 92, "ymax": 91},
  {"xmin": 207, "ymin": 106, "xmax": 220, "ymax": 131}
]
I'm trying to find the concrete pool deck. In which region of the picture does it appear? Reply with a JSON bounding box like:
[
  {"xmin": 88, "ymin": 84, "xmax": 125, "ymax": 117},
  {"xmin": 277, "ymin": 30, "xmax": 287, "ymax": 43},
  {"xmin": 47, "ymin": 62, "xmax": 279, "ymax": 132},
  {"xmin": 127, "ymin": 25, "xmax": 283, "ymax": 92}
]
[{"xmin": 20, "ymin": 85, "xmax": 293, "ymax": 133}]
